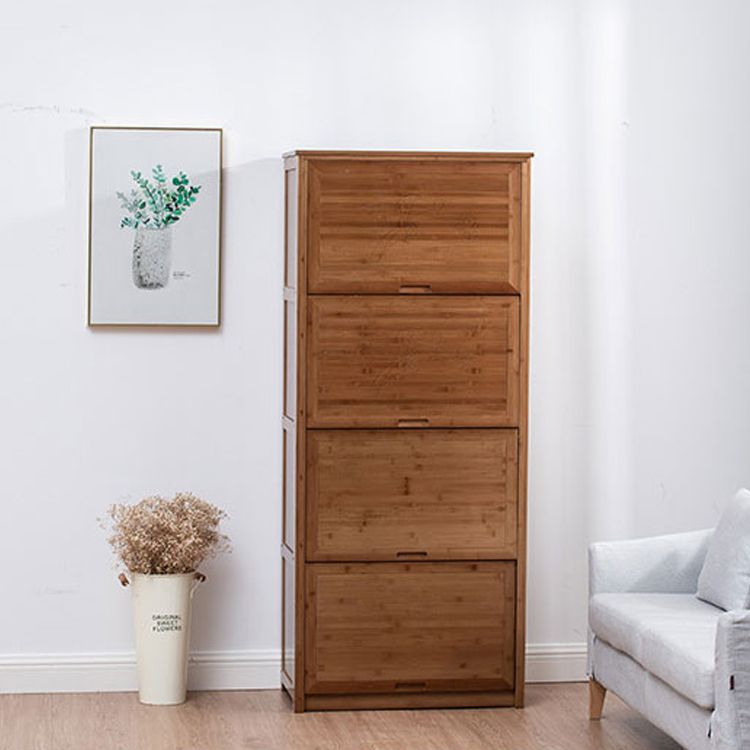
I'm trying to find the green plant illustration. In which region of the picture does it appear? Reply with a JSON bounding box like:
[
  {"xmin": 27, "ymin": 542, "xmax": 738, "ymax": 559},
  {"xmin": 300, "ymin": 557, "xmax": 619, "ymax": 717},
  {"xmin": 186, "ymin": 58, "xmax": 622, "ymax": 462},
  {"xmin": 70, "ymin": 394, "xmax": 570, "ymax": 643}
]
[{"xmin": 117, "ymin": 165, "xmax": 201, "ymax": 230}]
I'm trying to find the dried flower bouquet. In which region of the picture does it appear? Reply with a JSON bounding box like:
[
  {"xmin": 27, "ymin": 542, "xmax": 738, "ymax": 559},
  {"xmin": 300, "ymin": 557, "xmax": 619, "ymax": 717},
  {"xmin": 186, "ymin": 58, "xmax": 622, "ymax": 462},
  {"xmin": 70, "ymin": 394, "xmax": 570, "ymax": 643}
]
[{"xmin": 104, "ymin": 492, "xmax": 230, "ymax": 575}]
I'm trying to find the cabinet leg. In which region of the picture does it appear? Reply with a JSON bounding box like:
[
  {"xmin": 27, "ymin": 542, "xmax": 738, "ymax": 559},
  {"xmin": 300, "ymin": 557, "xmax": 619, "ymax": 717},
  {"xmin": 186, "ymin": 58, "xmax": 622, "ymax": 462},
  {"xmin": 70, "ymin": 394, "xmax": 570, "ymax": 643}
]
[{"xmin": 589, "ymin": 677, "xmax": 606, "ymax": 720}]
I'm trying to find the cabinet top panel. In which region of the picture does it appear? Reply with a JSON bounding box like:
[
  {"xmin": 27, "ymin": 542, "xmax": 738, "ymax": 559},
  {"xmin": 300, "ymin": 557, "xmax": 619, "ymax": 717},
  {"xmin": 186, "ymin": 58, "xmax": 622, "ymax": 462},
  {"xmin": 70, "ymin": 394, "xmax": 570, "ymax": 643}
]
[{"xmin": 283, "ymin": 150, "xmax": 533, "ymax": 162}]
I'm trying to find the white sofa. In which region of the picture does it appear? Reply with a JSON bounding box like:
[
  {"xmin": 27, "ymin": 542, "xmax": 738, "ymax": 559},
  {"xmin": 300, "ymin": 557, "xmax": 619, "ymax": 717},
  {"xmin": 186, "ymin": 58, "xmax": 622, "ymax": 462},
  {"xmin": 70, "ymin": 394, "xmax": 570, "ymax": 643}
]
[{"xmin": 588, "ymin": 528, "xmax": 750, "ymax": 750}]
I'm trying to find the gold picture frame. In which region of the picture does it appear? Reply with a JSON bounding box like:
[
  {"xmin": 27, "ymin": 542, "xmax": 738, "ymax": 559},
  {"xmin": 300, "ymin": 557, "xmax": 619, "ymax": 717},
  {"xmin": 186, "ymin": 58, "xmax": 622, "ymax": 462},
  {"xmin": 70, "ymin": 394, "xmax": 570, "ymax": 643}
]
[{"xmin": 87, "ymin": 126, "xmax": 223, "ymax": 327}]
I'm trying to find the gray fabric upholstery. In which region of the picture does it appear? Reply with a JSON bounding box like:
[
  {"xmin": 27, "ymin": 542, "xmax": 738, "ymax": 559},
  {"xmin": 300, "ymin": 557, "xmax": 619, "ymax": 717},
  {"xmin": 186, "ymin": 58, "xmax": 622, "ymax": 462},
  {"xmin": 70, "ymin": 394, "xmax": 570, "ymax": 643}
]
[
  {"xmin": 698, "ymin": 489, "xmax": 750, "ymax": 611},
  {"xmin": 592, "ymin": 638, "xmax": 712, "ymax": 750},
  {"xmin": 590, "ymin": 593, "xmax": 721, "ymax": 708},
  {"xmin": 714, "ymin": 610, "xmax": 750, "ymax": 750},
  {"xmin": 589, "ymin": 529, "xmax": 713, "ymax": 596},
  {"xmin": 588, "ymin": 525, "xmax": 750, "ymax": 749},
  {"xmin": 587, "ymin": 528, "xmax": 713, "ymax": 674}
]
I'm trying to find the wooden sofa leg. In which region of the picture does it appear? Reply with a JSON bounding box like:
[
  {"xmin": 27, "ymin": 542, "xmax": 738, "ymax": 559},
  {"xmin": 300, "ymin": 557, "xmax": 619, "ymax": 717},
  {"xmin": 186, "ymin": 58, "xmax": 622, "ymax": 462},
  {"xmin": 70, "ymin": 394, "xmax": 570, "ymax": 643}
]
[{"xmin": 589, "ymin": 678, "xmax": 607, "ymax": 720}]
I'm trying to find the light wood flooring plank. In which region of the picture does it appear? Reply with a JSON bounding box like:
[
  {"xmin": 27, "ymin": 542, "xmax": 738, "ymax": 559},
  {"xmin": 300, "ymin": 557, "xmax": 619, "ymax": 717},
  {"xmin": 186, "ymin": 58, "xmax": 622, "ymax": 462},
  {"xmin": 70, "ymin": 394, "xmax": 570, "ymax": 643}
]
[{"xmin": 0, "ymin": 684, "xmax": 681, "ymax": 750}]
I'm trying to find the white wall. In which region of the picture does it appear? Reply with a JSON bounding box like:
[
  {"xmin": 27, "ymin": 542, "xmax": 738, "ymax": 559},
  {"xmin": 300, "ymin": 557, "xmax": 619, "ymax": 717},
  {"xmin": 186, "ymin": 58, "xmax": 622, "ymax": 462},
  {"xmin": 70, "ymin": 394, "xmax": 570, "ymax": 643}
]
[{"xmin": 2, "ymin": 0, "xmax": 750, "ymax": 688}]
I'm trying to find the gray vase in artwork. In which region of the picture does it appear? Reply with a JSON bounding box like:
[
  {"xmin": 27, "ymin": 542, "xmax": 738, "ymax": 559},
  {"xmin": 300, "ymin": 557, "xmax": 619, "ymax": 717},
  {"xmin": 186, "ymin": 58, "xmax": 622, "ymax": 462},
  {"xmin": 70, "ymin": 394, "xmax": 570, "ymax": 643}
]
[{"xmin": 132, "ymin": 226, "xmax": 172, "ymax": 289}]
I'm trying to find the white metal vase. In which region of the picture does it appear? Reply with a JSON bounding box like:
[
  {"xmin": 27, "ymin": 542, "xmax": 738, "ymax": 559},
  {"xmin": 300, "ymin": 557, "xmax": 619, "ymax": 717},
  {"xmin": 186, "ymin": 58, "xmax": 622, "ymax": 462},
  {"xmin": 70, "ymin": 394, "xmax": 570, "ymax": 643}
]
[
  {"xmin": 130, "ymin": 572, "xmax": 201, "ymax": 705},
  {"xmin": 132, "ymin": 226, "xmax": 172, "ymax": 289}
]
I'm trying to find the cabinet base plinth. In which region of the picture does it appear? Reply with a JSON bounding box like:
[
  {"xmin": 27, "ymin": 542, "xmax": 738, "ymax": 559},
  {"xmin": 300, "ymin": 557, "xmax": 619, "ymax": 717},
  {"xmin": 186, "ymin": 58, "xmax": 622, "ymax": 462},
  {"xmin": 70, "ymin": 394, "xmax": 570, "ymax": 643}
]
[{"xmin": 304, "ymin": 691, "xmax": 516, "ymax": 711}]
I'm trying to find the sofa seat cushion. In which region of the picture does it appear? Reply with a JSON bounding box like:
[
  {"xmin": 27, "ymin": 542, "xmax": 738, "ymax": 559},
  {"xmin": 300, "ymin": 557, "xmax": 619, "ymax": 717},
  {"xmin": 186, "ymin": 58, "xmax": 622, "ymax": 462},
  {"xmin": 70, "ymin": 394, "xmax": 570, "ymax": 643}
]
[{"xmin": 590, "ymin": 592, "xmax": 722, "ymax": 709}]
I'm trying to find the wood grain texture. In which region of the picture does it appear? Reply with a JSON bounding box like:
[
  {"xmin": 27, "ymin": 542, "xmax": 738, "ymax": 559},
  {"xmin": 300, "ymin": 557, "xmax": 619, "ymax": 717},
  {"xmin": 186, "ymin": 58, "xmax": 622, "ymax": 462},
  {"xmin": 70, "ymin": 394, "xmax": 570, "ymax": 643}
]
[
  {"xmin": 305, "ymin": 562, "xmax": 516, "ymax": 697},
  {"xmin": 304, "ymin": 690, "xmax": 515, "ymax": 711},
  {"xmin": 589, "ymin": 677, "xmax": 607, "ymax": 720},
  {"xmin": 513, "ymin": 157, "xmax": 531, "ymax": 708},
  {"xmin": 306, "ymin": 429, "xmax": 518, "ymax": 561},
  {"xmin": 282, "ymin": 156, "xmax": 307, "ymax": 710},
  {"xmin": 292, "ymin": 157, "xmax": 309, "ymax": 711},
  {"xmin": 0, "ymin": 685, "xmax": 682, "ymax": 750},
  {"xmin": 283, "ymin": 151, "xmax": 531, "ymax": 712},
  {"xmin": 282, "ymin": 160, "xmax": 299, "ymax": 705},
  {"xmin": 307, "ymin": 296, "xmax": 520, "ymax": 428},
  {"xmin": 307, "ymin": 159, "xmax": 523, "ymax": 293}
]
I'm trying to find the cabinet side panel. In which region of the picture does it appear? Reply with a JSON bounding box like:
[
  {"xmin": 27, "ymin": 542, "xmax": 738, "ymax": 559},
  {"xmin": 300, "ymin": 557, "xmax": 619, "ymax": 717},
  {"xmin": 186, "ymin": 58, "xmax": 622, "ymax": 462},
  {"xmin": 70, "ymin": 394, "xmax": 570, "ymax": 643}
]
[
  {"xmin": 282, "ymin": 159, "xmax": 306, "ymax": 709},
  {"xmin": 514, "ymin": 158, "xmax": 531, "ymax": 707},
  {"xmin": 294, "ymin": 158, "xmax": 308, "ymax": 711}
]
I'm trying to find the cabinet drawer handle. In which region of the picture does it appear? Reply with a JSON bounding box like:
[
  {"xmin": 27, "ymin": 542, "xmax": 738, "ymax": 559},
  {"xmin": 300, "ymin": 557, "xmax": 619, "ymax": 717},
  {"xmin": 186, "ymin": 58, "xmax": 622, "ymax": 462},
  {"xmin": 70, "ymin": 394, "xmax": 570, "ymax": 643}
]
[
  {"xmin": 396, "ymin": 550, "xmax": 428, "ymax": 558},
  {"xmin": 397, "ymin": 418, "xmax": 430, "ymax": 428},
  {"xmin": 395, "ymin": 681, "xmax": 427, "ymax": 690},
  {"xmin": 399, "ymin": 284, "xmax": 432, "ymax": 294}
]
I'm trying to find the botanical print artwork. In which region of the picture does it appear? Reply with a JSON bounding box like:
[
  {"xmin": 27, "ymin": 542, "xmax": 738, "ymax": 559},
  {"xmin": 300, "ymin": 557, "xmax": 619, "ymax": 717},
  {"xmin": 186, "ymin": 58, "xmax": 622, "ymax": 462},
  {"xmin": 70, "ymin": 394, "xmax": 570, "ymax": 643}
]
[
  {"xmin": 116, "ymin": 165, "xmax": 202, "ymax": 289},
  {"xmin": 88, "ymin": 127, "xmax": 221, "ymax": 326}
]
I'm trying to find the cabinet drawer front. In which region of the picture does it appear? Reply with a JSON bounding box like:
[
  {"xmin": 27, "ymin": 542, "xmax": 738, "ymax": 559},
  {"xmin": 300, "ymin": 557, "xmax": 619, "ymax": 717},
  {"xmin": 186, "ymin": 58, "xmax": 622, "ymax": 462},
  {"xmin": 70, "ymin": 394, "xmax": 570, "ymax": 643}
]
[
  {"xmin": 305, "ymin": 562, "xmax": 516, "ymax": 694},
  {"xmin": 307, "ymin": 429, "xmax": 518, "ymax": 560},
  {"xmin": 307, "ymin": 296, "xmax": 519, "ymax": 427},
  {"xmin": 308, "ymin": 159, "xmax": 522, "ymax": 293}
]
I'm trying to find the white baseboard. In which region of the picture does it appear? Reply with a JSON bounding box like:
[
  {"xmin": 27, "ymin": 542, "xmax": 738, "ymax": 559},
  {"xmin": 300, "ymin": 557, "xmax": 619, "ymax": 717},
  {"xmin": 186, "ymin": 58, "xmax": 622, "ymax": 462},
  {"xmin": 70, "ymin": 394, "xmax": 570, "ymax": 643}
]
[
  {"xmin": 0, "ymin": 643, "xmax": 587, "ymax": 695},
  {"xmin": 525, "ymin": 642, "xmax": 588, "ymax": 683},
  {"xmin": 0, "ymin": 650, "xmax": 280, "ymax": 695}
]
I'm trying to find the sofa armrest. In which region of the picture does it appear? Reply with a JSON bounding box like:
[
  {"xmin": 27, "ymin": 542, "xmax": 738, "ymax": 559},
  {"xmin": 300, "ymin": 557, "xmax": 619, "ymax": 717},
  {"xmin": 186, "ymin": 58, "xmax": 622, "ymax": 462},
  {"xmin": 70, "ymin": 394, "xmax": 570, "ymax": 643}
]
[
  {"xmin": 713, "ymin": 611, "xmax": 750, "ymax": 749},
  {"xmin": 589, "ymin": 529, "xmax": 713, "ymax": 596}
]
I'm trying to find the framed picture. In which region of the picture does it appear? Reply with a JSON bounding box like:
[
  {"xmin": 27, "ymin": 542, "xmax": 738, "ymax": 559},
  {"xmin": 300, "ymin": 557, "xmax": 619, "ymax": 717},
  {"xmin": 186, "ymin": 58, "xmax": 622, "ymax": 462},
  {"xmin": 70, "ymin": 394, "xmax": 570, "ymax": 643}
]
[{"xmin": 88, "ymin": 126, "xmax": 222, "ymax": 326}]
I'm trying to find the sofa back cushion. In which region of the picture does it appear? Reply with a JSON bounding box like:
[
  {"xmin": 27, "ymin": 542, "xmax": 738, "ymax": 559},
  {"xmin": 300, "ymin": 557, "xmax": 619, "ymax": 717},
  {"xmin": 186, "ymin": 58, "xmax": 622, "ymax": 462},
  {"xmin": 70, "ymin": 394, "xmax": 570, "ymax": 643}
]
[{"xmin": 697, "ymin": 488, "xmax": 750, "ymax": 611}]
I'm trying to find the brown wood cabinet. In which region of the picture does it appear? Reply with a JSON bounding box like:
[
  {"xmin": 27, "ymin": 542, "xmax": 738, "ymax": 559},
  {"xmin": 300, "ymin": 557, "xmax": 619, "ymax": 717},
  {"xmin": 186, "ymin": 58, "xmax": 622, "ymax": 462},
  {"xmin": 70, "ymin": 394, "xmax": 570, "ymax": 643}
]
[{"xmin": 282, "ymin": 151, "xmax": 531, "ymax": 712}]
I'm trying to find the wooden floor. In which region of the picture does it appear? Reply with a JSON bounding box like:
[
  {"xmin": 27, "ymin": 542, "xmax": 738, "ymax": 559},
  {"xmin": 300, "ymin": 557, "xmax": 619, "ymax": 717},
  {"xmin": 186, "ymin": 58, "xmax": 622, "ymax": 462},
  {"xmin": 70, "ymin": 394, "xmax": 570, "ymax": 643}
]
[{"xmin": 0, "ymin": 683, "xmax": 680, "ymax": 750}]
